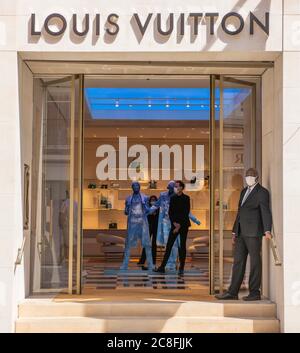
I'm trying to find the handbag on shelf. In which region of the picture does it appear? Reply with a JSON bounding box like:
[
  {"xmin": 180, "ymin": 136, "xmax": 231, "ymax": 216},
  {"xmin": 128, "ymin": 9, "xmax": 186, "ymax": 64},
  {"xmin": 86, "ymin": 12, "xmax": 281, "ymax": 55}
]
[
  {"xmin": 149, "ymin": 180, "xmax": 157, "ymax": 189},
  {"xmin": 109, "ymin": 222, "xmax": 118, "ymax": 229}
]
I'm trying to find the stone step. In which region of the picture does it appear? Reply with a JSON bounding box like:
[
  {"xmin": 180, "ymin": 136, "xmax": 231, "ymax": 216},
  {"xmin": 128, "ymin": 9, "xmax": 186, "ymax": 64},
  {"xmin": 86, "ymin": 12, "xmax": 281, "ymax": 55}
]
[
  {"xmin": 15, "ymin": 315, "xmax": 280, "ymax": 333},
  {"xmin": 18, "ymin": 300, "xmax": 277, "ymax": 319}
]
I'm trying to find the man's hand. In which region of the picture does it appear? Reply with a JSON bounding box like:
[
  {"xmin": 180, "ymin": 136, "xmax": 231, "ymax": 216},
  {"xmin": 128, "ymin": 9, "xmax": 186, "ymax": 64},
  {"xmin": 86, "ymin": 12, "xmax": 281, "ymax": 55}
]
[
  {"xmin": 265, "ymin": 231, "xmax": 272, "ymax": 240},
  {"xmin": 173, "ymin": 222, "xmax": 181, "ymax": 234},
  {"xmin": 232, "ymin": 233, "xmax": 237, "ymax": 245}
]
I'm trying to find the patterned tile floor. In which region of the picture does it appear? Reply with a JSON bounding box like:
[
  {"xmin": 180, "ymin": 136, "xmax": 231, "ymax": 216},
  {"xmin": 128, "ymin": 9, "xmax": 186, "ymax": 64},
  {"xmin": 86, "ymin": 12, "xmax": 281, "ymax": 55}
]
[
  {"xmin": 82, "ymin": 258, "xmax": 230, "ymax": 291},
  {"xmin": 81, "ymin": 256, "xmax": 249, "ymax": 294}
]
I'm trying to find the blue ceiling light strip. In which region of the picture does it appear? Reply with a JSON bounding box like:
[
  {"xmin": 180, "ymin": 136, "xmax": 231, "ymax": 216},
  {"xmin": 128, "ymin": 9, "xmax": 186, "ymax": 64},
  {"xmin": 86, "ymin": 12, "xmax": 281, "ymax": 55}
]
[{"xmin": 85, "ymin": 87, "xmax": 251, "ymax": 120}]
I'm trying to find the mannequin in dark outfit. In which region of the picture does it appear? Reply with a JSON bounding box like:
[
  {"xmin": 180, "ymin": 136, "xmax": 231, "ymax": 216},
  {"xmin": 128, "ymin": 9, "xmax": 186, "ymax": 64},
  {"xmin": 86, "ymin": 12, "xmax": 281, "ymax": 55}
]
[
  {"xmin": 155, "ymin": 180, "xmax": 191, "ymax": 275},
  {"xmin": 138, "ymin": 195, "xmax": 159, "ymax": 267}
]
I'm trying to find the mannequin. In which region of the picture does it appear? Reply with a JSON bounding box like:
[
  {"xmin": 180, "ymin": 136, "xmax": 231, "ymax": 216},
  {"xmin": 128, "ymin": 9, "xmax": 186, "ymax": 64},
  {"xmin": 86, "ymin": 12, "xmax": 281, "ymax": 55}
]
[
  {"xmin": 156, "ymin": 181, "xmax": 201, "ymax": 271},
  {"xmin": 120, "ymin": 181, "xmax": 154, "ymax": 271},
  {"xmin": 138, "ymin": 195, "xmax": 159, "ymax": 267}
]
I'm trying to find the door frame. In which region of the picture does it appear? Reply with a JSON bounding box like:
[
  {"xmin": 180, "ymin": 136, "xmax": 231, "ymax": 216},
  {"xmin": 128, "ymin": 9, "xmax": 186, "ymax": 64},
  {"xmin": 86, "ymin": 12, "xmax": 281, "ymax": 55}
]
[
  {"xmin": 30, "ymin": 74, "xmax": 84, "ymax": 295},
  {"xmin": 30, "ymin": 70, "xmax": 261, "ymax": 295},
  {"xmin": 65, "ymin": 74, "xmax": 84, "ymax": 295},
  {"xmin": 209, "ymin": 75, "xmax": 258, "ymax": 294}
]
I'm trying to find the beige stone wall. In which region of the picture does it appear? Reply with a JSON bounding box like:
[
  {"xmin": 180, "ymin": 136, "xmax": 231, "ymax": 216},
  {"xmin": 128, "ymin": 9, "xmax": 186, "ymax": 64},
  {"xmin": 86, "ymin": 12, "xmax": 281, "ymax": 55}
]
[
  {"xmin": 0, "ymin": 52, "xmax": 23, "ymax": 332},
  {"xmin": 262, "ymin": 55, "xmax": 284, "ymax": 331},
  {"xmin": 0, "ymin": 0, "xmax": 282, "ymax": 52}
]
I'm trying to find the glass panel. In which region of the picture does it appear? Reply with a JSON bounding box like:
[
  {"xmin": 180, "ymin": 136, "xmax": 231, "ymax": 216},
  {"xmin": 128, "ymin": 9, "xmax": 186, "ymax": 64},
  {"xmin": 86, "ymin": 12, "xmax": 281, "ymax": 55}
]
[
  {"xmin": 210, "ymin": 75, "xmax": 220, "ymax": 294},
  {"xmin": 212, "ymin": 76, "xmax": 260, "ymax": 294},
  {"xmin": 31, "ymin": 76, "xmax": 81, "ymax": 293},
  {"xmin": 69, "ymin": 76, "xmax": 83, "ymax": 294},
  {"xmin": 74, "ymin": 76, "xmax": 84, "ymax": 294}
]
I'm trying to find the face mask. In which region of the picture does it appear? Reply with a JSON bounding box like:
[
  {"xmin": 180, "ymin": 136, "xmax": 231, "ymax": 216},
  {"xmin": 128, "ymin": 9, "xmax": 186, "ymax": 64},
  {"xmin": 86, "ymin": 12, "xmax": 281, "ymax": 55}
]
[
  {"xmin": 150, "ymin": 201, "xmax": 156, "ymax": 206},
  {"xmin": 173, "ymin": 187, "xmax": 179, "ymax": 194},
  {"xmin": 245, "ymin": 176, "xmax": 257, "ymax": 187}
]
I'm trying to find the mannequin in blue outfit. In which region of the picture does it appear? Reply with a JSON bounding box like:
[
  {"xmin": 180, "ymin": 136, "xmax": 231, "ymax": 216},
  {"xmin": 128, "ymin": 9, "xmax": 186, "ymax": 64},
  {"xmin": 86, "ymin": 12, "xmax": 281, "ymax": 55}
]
[
  {"xmin": 120, "ymin": 181, "xmax": 154, "ymax": 271},
  {"xmin": 156, "ymin": 181, "xmax": 201, "ymax": 271}
]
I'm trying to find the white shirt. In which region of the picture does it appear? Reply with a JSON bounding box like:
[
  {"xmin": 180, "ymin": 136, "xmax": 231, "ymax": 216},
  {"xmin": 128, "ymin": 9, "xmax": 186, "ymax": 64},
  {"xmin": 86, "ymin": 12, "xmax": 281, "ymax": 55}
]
[{"xmin": 241, "ymin": 182, "xmax": 258, "ymax": 206}]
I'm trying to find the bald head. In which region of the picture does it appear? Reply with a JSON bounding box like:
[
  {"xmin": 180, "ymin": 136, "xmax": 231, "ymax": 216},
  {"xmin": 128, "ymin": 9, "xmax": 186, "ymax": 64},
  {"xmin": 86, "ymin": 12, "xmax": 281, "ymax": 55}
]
[{"xmin": 245, "ymin": 168, "xmax": 259, "ymax": 178}]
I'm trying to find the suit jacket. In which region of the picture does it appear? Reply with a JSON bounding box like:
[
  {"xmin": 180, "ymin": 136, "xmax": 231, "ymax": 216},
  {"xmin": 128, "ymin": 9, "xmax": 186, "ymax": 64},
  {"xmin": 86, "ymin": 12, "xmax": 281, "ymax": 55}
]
[
  {"xmin": 232, "ymin": 183, "xmax": 272, "ymax": 237},
  {"xmin": 168, "ymin": 193, "xmax": 191, "ymax": 228}
]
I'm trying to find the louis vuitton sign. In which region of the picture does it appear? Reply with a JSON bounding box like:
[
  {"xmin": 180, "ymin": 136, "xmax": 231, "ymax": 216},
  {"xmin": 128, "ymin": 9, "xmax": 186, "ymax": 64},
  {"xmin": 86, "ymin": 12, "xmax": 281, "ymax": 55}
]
[{"xmin": 30, "ymin": 12, "xmax": 269, "ymax": 41}]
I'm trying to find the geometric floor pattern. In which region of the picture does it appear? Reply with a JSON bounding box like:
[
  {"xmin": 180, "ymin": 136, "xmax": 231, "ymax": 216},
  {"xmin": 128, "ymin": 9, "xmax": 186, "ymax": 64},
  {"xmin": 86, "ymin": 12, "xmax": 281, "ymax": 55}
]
[
  {"xmin": 82, "ymin": 258, "xmax": 242, "ymax": 291},
  {"xmin": 83, "ymin": 257, "xmax": 211, "ymax": 290},
  {"xmin": 84, "ymin": 266, "xmax": 209, "ymax": 290}
]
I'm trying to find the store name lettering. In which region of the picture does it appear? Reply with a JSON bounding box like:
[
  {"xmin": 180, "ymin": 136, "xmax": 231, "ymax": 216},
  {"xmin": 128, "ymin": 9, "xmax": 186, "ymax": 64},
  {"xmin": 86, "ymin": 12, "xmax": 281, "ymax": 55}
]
[{"xmin": 30, "ymin": 12, "xmax": 269, "ymax": 40}]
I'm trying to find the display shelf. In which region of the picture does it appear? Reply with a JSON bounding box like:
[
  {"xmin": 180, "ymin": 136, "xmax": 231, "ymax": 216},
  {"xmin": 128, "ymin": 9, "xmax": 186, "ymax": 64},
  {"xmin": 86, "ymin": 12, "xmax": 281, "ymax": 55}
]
[
  {"xmin": 82, "ymin": 185, "xmax": 238, "ymax": 231},
  {"xmin": 84, "ymin": 187, "xmax": 239, "ymax": 193},
  {"xmin": 83, "ymin": 208, "xmax": 124, "ymax": 211},
  {"xmin": 84, "ymin": 208, "xmax": 238, "ymax": 212},
  {"xmin": 85, "ymin": 188, "xmax": 174, "ymax": 192},
  {"xmin": 83, "ymin": 207, "xmax": 213, "ymax": 211}
]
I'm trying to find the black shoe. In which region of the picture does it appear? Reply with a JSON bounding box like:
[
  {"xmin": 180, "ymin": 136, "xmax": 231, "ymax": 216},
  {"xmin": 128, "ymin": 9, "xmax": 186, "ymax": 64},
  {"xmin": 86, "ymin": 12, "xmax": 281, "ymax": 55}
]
[
  {"xmin": 154, "ymin": 267, "xmax": 165, "ymax": 274},
  {"xmin": 242, "ymin": 294, "xmax": 261, "ymax": 301},
  {"xmin": 215, "ymin": 292, "xmax": 238, "ymax": 300},
  {"xmin": 178, "ymin": 269, "xmax": 184, "ymax": 276},
  {"xmin": 141, "ymin": 266, "xmax": 148, "ymax": 271}
]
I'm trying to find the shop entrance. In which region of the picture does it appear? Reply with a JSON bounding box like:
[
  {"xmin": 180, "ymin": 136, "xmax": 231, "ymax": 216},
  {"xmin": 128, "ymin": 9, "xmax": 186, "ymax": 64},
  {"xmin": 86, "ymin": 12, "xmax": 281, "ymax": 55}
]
[
  {"xmin": 82, "ymin": 76, "xmax": 210, "ymax": 294},
  {"xmin": 30, "ymin": 70, "xmax": 260, "ymax": 296}
]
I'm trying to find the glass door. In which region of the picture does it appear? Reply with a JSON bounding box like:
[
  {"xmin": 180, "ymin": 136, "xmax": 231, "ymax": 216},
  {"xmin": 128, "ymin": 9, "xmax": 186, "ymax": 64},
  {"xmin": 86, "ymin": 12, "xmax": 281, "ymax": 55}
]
[
  {"xmin": 30, "ymin": 72, "xmax": 259, "ymax": 296},
  {"xmin": 210, "ymin": 75, "xmax": 259, "ymax": 294},
  {"xmin": 81, "ymin": 75, "xmax": 211, "ymax": 293},
  {"xmin": 31, "ymin": 75, "xmax": 83, "ymax": 294}
]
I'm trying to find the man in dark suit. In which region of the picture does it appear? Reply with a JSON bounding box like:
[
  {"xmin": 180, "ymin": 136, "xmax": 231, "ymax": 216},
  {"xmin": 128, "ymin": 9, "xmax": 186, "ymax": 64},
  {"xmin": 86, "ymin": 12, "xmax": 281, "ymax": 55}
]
[
  {"xmin": 216, "ymin": 168, "xmax": 273, "ymax": 301},
  {"xmin": 155, "ymin": 180, "xmax": 191, "ymax": 275}
]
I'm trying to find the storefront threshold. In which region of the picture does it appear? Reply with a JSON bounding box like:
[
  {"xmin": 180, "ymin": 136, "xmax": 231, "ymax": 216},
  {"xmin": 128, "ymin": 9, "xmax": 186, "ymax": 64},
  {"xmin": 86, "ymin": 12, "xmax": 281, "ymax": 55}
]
[
  {"xmin": 16, "ymin": 297, "xmax": 279, "ymax": 333},
  {"xmin": 63, "ymin": 287, "xmax": 213, "ymax": 302}
]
